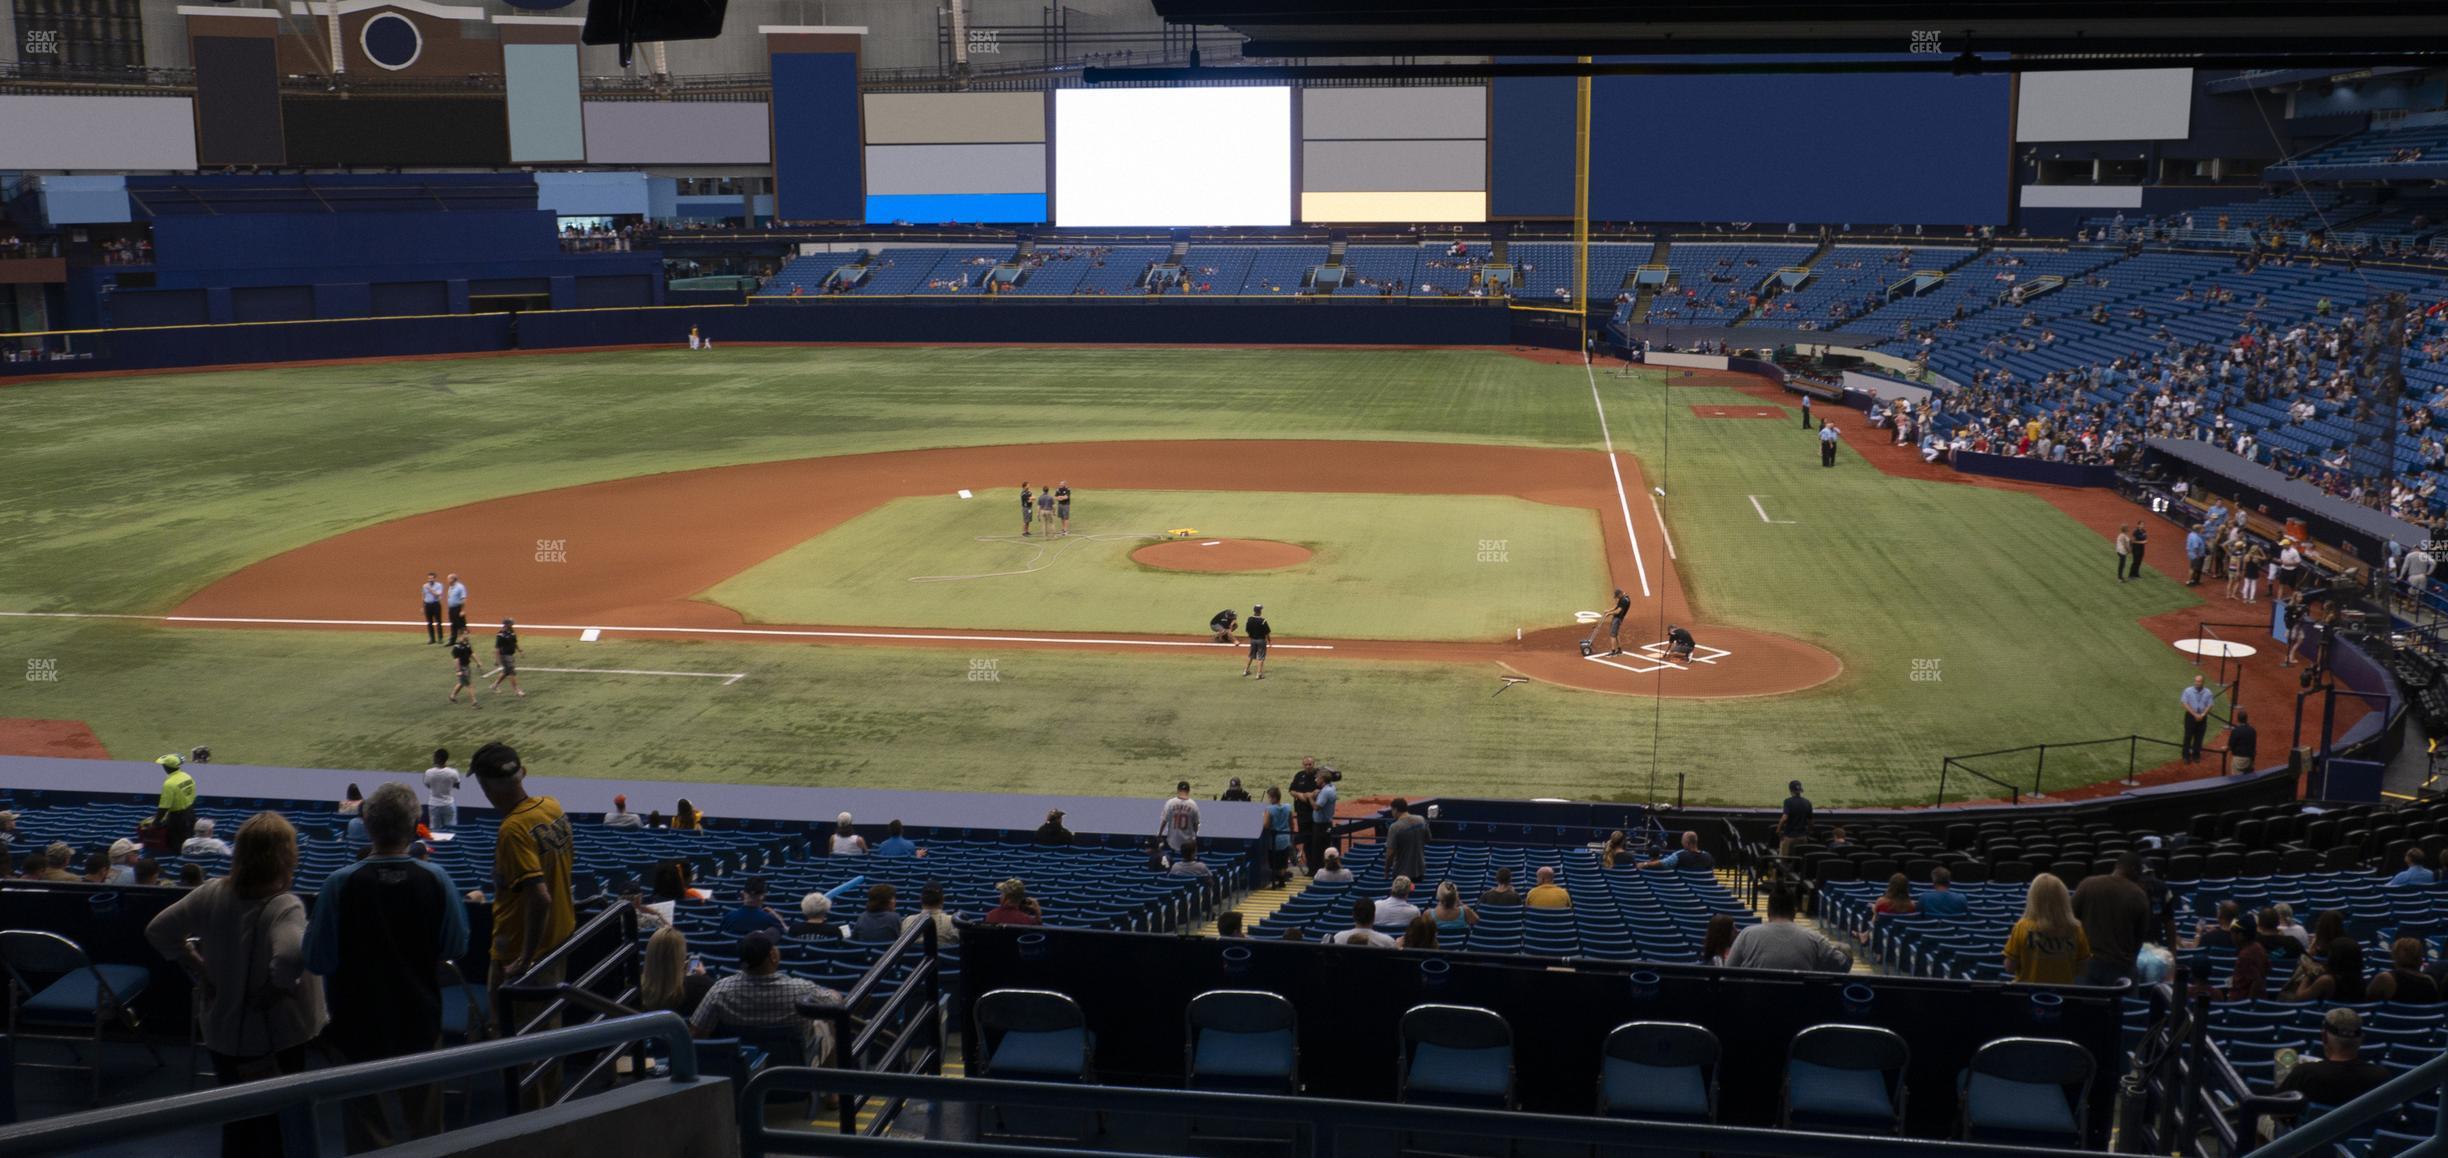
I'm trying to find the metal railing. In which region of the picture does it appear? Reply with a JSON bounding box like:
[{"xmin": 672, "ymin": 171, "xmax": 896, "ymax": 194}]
[
  {"xmin": 497, "ymin": 902, "xmax": 645, "ymax": 1106},
  {"xmin": 1936, "ymin": 733, "xmax": 2232, "ymax": 807},
  {"xmin": 0, "ymin": 1013, "xmax": 698, "ymax": 1158},
  {"xmin": 737, "ymin": 1066, "xmax": 2105, "ymax": 1158},
  {"xmin": 815, "ymin": 917, "xmax": 947, "ymax": 1136}
]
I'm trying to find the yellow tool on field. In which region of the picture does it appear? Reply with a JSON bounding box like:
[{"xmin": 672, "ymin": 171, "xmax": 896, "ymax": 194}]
[{"xmin": 1166, "ymin": 528, "xmax": 1199, "ymax": 538}]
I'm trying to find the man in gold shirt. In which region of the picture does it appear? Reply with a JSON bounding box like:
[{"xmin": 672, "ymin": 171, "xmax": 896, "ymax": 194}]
[{"xmin": 471, "ymin": 741, "xmax": 575, "ymax": 1106}]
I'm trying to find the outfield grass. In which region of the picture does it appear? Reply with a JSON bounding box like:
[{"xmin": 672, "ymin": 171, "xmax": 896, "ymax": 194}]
[
  {"xmin": 0, "ymin": 347, "xmax": 2211, "ymax": 805},
  {"xmin": 703, "ymin": 490, "xmax": 1608, "ymax": 641}
]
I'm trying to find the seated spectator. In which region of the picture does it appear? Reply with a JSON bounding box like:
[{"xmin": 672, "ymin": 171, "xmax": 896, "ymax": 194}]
[
  {"xmin": 132, "ymin": 858, "xmax": 162, "ymax": 887},
  {"xmin": 1374, "ymin": 876, "xmax": 1422, "ymax": 928},
  {"xmin": 1430, "ymin": 881, "xmax": 1477, "ymax": 938},
  {"xmin": 2202, "ymin": 911, "xmax": 2281, "ymax": 1001},
  {"xmin": 1825, "ymin": 826, "xmax": 1855, "ymax": 850},
  {"xmin": 1281, "ymin": 927, "xmax": 1306, "ymax": 942},
  {"xmin": 1637, "ymin": 831, "xmax": 1716, "ymax": 872},
  {"xmin": 2273, "ymin": 904, "xmax": 2314, "ymax": 951},
  {"xmin": 603, "ymin": 795, "xmax": 643, "ymax": 829},
  {"xmin": 850, "ymin": 883, "xmax": 901, "ymax": 942},
  {"xmin": 1169, "ymin": 839, "xmax": 1215, "ymax": 878},
  {"xmin": 1312, "ymin": 848, "xmax": 1354, "ymax": 885},
  {"xmin": 1034, "ymin": 809, "xmax": 1073, "ymax": 846},
  {"xmin": 1329, "ymin": 898, "xmax": 1397, "ymax": 947},
  {"xmin": 874, "ymin": 820, "xmax": 922, "ymax": 858},
  {"xmin": 1856, "ymin": 872, "xmax": 1919, "ymax": 943},
  {"xmin": 2274, "ymin": 1009, "xmax": 2391, "ymax": 1106},
  {"xmin": 1700, "ymin": 913, "xmax": 1737, "ymax": 966},
  {"xmin": 899, "ymin": 881, "xmax": 958, "ymax": 946},
  {"xmin": 827, "ymin": 812, "xmax": 866, "ymax": 856},
  {"xmin": 720, "ymin": 876, "xmax": 788, "ymax": 938},
  {"xmin": 2189, "ymin": 900, "xmax": 2243, "ymax": 949},
  {"xmin": 1917, "ymin": 867, "xmax": 1969, "ymax": 917},
  {"xmin": 2003, "ymin": 874, "xmax": 2091, "ymax": 984},
  {"xmin": 672, "ymin": 799, "xmax": 703, "ymax": 832},
  {"xmin": 1216, "ymin": 912, "xmax": 1245, "ymax": 938},
  {"xmin": 2388, "ymin": 848, "xmax": 2436, "ymax": 887},
  {"xmin": 79, "ymin": 849, "xmax": 112, "ymax": 884},
  {"xmin": 2367, "ymin": 938, "xmax": 2443, "ymax": 1004},
  {"xmin": 0, "ymin": 809, "xmax": 15, "ymax": 847},
  {"xmin": 620, "ymin": 882, "xmax": 670, "ymax": 933},
  {"xmin": 984, "ymin": 878, "xmax": 1042, "ymax": 925},
  {"xmin": 1727, "ymin": 886, "xmax": 1850, "ymax": 972},
  {"xmin": 1599, "ymin": 830, "xmax": 1632, "ymax": 868},
  {"xmin": 1476, "ymin": 866, "xmax": 1520, "ymax": 907},
  {"xmin": 791, "ymin": 893, "xmax": 844, "ymax": 940},
  {"xmin": 338, "ymin": 784, "xmax": 364, "ymax": 816},
  {"xmin": 1218, "ymin": 778, "xmax": 1252, "ymax": 803},
  {"xmin": 1402, "ymin": 914, "xmax": 1440, "ymax": 949},
  {"xmin": 176, "ymin": 863, "xmax": 206, "ymax": 888},
  {"xmin": 689, "ymin": 931, "xmax": 842, "ymax": 1064},
  {"xmin": 639, "ymin": 926, "xmax": 713, "ymax": 1019},
  {"xmin": 1525, "ymin": 866, "xmax": 1572, "ymax": 909},
  {"xmin": 650, "ymin": 858, "xmax": 703, "ymax": 904},
  {"xmin": 182, "ymin": 817, "xmax": 233, "ymax": 858},
  {"xmin": 2283, "ymin": 938, "xmax": 2366, "ymax": 1003}
]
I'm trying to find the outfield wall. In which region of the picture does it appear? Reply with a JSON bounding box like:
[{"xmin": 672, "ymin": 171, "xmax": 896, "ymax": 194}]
[{"xmin": 0, "ymin": 301, "xmax": 1515, "ymax": 377}]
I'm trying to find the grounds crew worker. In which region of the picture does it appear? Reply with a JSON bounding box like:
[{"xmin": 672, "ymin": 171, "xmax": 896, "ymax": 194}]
[{"xmin": 153, "ymin": 753, "xmax": 199, "ymax": 848}]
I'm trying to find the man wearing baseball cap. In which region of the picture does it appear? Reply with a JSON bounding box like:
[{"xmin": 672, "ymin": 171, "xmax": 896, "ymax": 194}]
[
  {"xmin": 471, "ymin": 741, "xmax": 575, "ymax": 1105},
  {"xmin": 2275, "ymin": 1008, "xmax": 2390, "ymax": 1104},
  {"xmin": 152, "ymin": 753, "xmax": 199, "ymax": 848}
]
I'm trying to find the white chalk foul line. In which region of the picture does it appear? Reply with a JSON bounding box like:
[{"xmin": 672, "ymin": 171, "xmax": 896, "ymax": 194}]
[
  {"xmin": 0, "ymin": 611, "xmax": 1337, "ymax": 651},
  {"xmin": 1585, "ymin": 357, "xmax": 1653, "ymax": 599},
  {"xmin": 486, "ymin": 665, "xmax": 746, "ymax": 685},
  {"xmin": 1747, "ymin": 495, "xmax": 1797, "ymax": 525},
  {"xmin": 1649, "ymin": 493, "xmax": 1678, "ymax": 560}
]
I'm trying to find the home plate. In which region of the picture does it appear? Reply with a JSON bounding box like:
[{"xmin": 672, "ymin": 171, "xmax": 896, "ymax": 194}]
[
  {"xmin": 1639, "ymin": 640, "xmax": 1731, "ymax": 666},
  {"xmin": 1583, "ymin": 652, "xmax": 1678, "ymax": 674}
]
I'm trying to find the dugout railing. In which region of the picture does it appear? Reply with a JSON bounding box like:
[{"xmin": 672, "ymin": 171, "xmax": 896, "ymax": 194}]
[{"xmin": 1936, "ymin": 734, "xmax": 2231, "ymax": 808}]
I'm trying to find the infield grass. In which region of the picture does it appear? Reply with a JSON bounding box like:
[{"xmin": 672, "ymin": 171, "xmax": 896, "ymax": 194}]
[
  {"xmin": 0, "ymin": 346, "xmax": 2210, "ymax": 805},
  {"xmin": 702, "ymin": 490, "xmax": 1609, "ymax": 641}
]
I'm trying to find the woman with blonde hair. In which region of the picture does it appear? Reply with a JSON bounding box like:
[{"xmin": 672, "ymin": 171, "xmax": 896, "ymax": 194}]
[
  {"xmin": 2002, "ymin": 873, "xmax": 2091, "ymax": 984},
  {"xmin": 1431, "ymin": 880, "xmax": 1478, "ymax": 938},
  {"xmin": 1600, "ymin": 830, "xmax": 1631, "ymax": 869},
  {"xmin": 636, "ymin": 926, "xmax": 712, "ymax": 1018},
  {"xmin": 145, "ymin": 812, "xmax": 325, "ymax": 1156}
]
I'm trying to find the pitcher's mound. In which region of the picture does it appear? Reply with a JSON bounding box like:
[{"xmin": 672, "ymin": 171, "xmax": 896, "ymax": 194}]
[
  {"xmin": 1132, "ymin": 538, "xmax": 1314, "ymax": 573},
  {"xmin": 0, "ymin": 719, "xmax": 110, "ymax": 759}
]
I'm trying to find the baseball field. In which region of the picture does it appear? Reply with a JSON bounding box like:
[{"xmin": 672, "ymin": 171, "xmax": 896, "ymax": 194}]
[{"xmin": 0, "ymin": 344, "xmax": 2210, "ymax": 805}]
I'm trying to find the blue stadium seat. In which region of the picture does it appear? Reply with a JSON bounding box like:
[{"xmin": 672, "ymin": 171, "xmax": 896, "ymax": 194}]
[
  {"xmin": 1597, "ymin": 1020, "xmax": 1719, "ymax": 1122},
  {"xmin": 1957, "ymin": 1036, "xmax": 2094, "ymax": 1145},
  {"xmin": 1185, "ymin": 989, "xmax": 1298, "ymax": 1094},
  {"xmin": 1783, "ymin": 1024, "xmax": 1909, "ymax": 1135},
  {"xmin": 1399, "ymin": 1003, "xmax": 1514, "ymax": 1109}
]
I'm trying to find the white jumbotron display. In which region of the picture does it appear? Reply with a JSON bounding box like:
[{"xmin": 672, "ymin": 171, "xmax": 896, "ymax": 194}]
[{"xmin": 1055, "ymin": 88, "xmax": 1291, "ymax": 227}]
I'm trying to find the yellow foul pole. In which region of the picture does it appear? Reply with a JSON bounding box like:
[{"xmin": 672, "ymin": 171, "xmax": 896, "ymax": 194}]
[{"xmin": 1574, "ymin": 57, "xmax": 1592, "ymax": 353}]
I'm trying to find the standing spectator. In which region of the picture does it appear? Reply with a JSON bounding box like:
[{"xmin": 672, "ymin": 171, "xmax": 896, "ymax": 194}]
[
  {"xmin": 305, "ymin": 784, "xmax": 467, "ymax": 1151},
  {"xmin": 2073, "ymin": 853, "xmax": 2153, "ymax": 986},
  {"xmin": 444, "ymin": 573, "xmax": 469, "ymax": 645},
  {"xmin": 1329, "ymin": 899, "xmax": 1397, "ymax": 948},
  {"xmin": 1726, "ymin": 886, "xmax": 1850, "ymax": 972},
  {"xmin": 2129, "ymin": 525, "xmax": 2150, "ymax": 580},
  {"xmin": 1776, "ymin": 780, "xmax": 1814, "ymax": 855},
  {"xmin": 721, "ymin": 876, "xmax": 788, "ymax": 938},
  {"xmin": 689, "ymin": 932, "xmax": 841, "ymax": 1066},
  {"xmin": 2184, "ymin": 527, "xmax": 2207, "ymax": 586},
  {"xmin": 874, "ymin": 820, "xmax": 921, "ymax": 857},
  {"xmin": 2225, "ymin": 709, "xmax": 2259, "ymax": 774},
  {"xmin": 1260, "ymin": 786, "xmax": 1294, "ymax": 887},
  {"xmin": 2003, "ymin": 874, "xmax": 2092, "ymax": 984},
  {"xmin": 604, "ymin": 795, "xmax": 643, "ymax": 828},
  {"xmin": 471, "ymin": 742, "xmax": 575, "ymax": 1106},
  {"xmin": 2273, "ymin": 1009, "xmax": 2391, "ymax": 1105},
  {"xmin": 2388, "ymin": 848, "xmax": 2437, "ymax": 887},
  {"xmin": 984, "ymin": 878, "xmax": 1042, "ymax": 925},
  {"xmin": 153, "ymin": 752, "xmax": 199, "ymax": 849},
  {"xmin": 420, "ymin": 572, "xmax": 445, "ymax": 644},
  {"xmin": 851, "ymin": 883, "xmax": 902, "ymax": 941},
  {"xmin": 1818, "ymin": 422, "xmax": 1840, "ymax": 467},
  {"xmin": 1384, "ymin": 798, "xmax": 1429, "ymax": 884},
  {"xmin": 1289, "ymin": 758, "xmax": 1321, "ymax": 869},
  {"xmin": 2180, "ymin": 676, "xmax": 2216, "ymax": 763},
  {"xmin": 1158, "ymin": 781, "xmax": 1201, "ymax": 855},
  {"xmin": 1799, "ymin": 391, "xmax": 1814, "ymax": 429},
  {"xmin": 1034, "ymin": 809, "xmax": 1073, "ymax": 846},
  {"xmin": 145, "ymin": 812, "xmax": 325, "ymax": 1157},
  {"xmin": 1309, "ymin": 766, "xmax": 1341, "ymax": 872},
  {"xmin": 423, "ymin": 749, "xmax": 460, "ymax": 830},
  {"xmin": 827, "ymin": 812, "xmax": 865, "ymax": 855},
  {"xmin": 1917, "ymin": 867, "xmax": 1969, "ymax": 917},
  {"xmin": 1526, "ymin": 866, "xmax": 1573, "ymax": 909},
  {"xmin": 2115, "ymin": 525, "xmax": 2134, "ymax": 582}
]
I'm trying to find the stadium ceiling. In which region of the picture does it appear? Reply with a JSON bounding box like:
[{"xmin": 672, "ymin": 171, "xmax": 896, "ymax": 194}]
[{"xmin": 1126, "ymin": 0, "xmax": 2448, "ymax": 67}]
